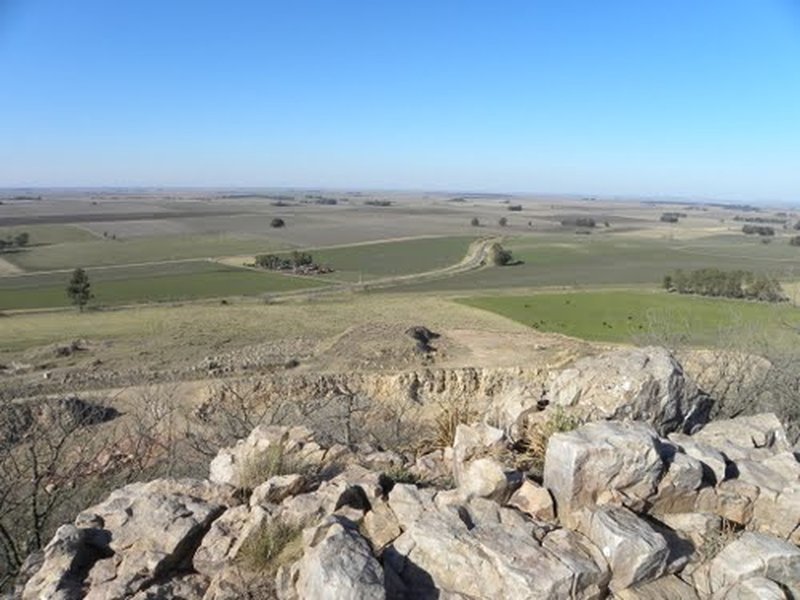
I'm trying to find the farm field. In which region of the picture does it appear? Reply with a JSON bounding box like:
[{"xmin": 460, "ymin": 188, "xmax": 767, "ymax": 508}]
[
  {"xmin": 0, "ymin": 224, "xmax": 98, "ymax": 245},
  {"xmin": 391, "ymin": 232, "xmax": 800, "ymax": 293},
  {"xmin": 458, "ymin": 290, "xmax": 800, "ymax": 346},
  {"xmin": 0, "ymin": 263, "xmax": 323, "ymax": 310},
  {"xmin": 3, "ymin": 233, "xmax": 290, "ymax": 271},
  {"xmin": 272, "ymin": 235, "xmax": 477, "ymax": 281}
]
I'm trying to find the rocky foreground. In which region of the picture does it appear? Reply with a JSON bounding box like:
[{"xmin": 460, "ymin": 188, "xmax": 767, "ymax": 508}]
[{"xmin": 15, "ymin": 348, "xmax": 800, "ymax": 599}]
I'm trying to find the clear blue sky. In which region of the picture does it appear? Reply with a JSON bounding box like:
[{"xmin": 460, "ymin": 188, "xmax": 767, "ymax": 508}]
[{"xmin": 1, "ymin": 1, "xmax": 799, "ymax": 201}]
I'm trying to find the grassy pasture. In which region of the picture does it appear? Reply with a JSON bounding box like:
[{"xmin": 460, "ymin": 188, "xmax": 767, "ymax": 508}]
[
  {"xmin": 458, "ymin": 290, "xmax": 800, "ymax": 346},
  {"xmin": 391, "ymin": 233, "xmax": 800, "ymax": 292},
  {"xmin": 0, "ymin": 293, "xmax": 528, "ymax": 353},
  {"xmin": 0, "ymin": 263, "xmax": 323, "ymax": 310},
  {"xmin": 4, "ymin": 233, "xmax": 290, "ymax": 271}
]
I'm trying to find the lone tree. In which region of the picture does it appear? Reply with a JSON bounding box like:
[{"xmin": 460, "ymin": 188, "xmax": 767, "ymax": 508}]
[
  {"xmin": 498, "ymin": 217, "xmax": 508, "ymax": 227},
  {"xmin": 13, "ymin": 232, "xmax": 29, "ymax": 247},
  {"xmin": 470, "ymin": 217, "xmax": 480, "ymax": 227},
  {"xmin": 270, "ymin": 217, "xmax": 285, "ymax": 228},
  {"xmin": 66, "ymin": 268, "xmax": 93, "ymax": 312}
]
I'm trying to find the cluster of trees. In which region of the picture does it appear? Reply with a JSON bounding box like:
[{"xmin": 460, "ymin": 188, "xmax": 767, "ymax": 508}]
[
  {"xmin": 734, "ymin": 215, "xmax": 786, "ymax": 225},
  {"xmin": 0, "ymin": 231, "xmax": 29, "ymax": 251},
  {"xmin": 364, "ymin": 200, "xmax": 392, "ymax": 207},
  {"xmin": 742, "ymin": 225, "xmax": 775, "ymax": 236},
  {"xmin": 507, "ymin": 204, "xmax": 522, "ymax": 212},
  {"xmin": 486, "ymin": 242, "xmax": 514, "ymax": 266},
  {"xmin": 663, "ymin": 268, "xmax": 786, "ymax": 302},
  {"xmin": 560, "ymin": 217, "xmax": 596, "ymax": 228},
  {"xmin": 254, "ymin": 251, "xmax": 313, "ymax": 271},
  {"xmin": 660, "ymin": 212, "xmax": 686, "ymax": 223}
]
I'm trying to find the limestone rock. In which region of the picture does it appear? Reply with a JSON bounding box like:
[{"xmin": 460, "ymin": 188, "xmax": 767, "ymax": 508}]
[
  {"xmin": 458, "ymin": 456, "xmax": 520, "ymax": 502},
  {"xmin": 543, "ymin": 421, "xmax": 664, "ymax": 523},
  {"xmin": 648, "ymin": 449, "xmax": 705, "ymax": 515},
  {"xmin": 547, "ymin": 346, "xmax": 710, "ymax": 435},
  {"xmin": 715, "ymin": 480, "xmax": 760, "ymax": 525},
  {"xmin": 451, "ymin": 422, "xmax": 505, "ymax": 486},
  {"xmin": 362, "ymin": 500, "xmax": 402, "ymax": 551},
  {"xmin": 666, "ymin": 433, "xmax": 728, "ymax": 485},
  {"xmin": 250, "ymin": 474, "xmax": 306, "ymax": 507},
  {"xmin": 386, "ymin": 510, "xmax": 603, "ymax": 599},
  {"xmin": 692, "ymin": 413, "xmax": 792, "ymax": 461},
  {"xmin": 574, "ymin": 505, "xmax": 669, "ymax": 592},
  {"xmin": 717, "ymin": 576, "xmax": 788, "ymax": 599},
  {"xmin": 22, "ymin": 525, "xmax": 112, "ymax": 600},
  {"xmin": 209, "ymin": 425, "xmax": 316, "ymax": 488},
  {"xmin": 507, "ymin": 479, "xmax": 556, "ymax": 522},
  {"xmin": 692, "ymin": 532, "xmax": 800, "ymax": 597},
  {"xmin": 290, "ymin": 518, "xmax": 385, "ymax": 600},
  {"xmin": 76, "ymin": 479, "xmax": 225, "ymax": 600},
  {"xmin": 613, "ymin": 574, "xmax": 698, "ymax": 599}
]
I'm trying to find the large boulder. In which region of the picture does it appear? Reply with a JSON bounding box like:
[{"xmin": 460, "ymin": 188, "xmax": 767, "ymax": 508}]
[
  {"xmin": 543, "ymin": 421, "xmax": 665, "ymax": 523},
  {"xmin": 547, "ymin": 347, "xmax": 710, "ymax": 435}
]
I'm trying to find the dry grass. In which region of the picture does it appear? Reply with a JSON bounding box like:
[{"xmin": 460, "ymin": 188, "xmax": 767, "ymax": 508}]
[
  {"xmin": 237, "ymin": 518, "xmax": 304, "ymax": 573},
  {"xmin": 518, "ymin": 407, "xmax": 582, "ymax": 476}
]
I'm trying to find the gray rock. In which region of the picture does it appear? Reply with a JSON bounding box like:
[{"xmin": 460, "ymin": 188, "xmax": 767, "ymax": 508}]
[
  {"xmin": 693, "ymin": 413, "xmax": 792, "ymax": 461},
  {"xmin": 507, "ymin": 479, "xmax": 556, "ymax": 522},
  {"xmin": 386, "ymin": 509, "xmax": 601, "ymax": 599},
  {"xmin": 613, "ymin": 574, "xmax": 699, "ymax": 599},
  {"xmin": 666, "ymin": 433, "xmax": 728, "ymax": 485},
  {"xmin": 22, "ymin": 525, "xmax": 112, "ymax": 600},
  {"xmin": 76, "ymin": 479, "xmax": 225, "ymax": 600},
  {"xmin": 717, "ymin": 576, "xmax": 788, "ymax": 599},
  {"xmin": 250, "ymin": 474, "xmax": 306, "ymax": 507},
  {"xmin": 574, "ymin": 506, "xmax": 669, "ymax": 592},
  {"xmin": 543, "ymin": 421, "xmax": 664, "ymax": 524},
  {"xmin": 692, "ymin": 532, "xmax": 800, "ymax": 597},
  {"xmin": 291, "ymin": 518, "xmax": 385, "ymax": 600},
  {"xmin": 547, "ymin": 346, "xmax": 710, "ymax": 435},
  {"xmin": 451, "ymin": 422, "xmax": 506, "ymax": 487}
]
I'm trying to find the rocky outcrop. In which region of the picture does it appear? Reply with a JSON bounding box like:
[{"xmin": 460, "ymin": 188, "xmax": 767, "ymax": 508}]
[
  {"xmin": 19, "ymin": 365, "xmax": 798, "ymax": 600},
  {"xmin": 547, "ymin": 346, "xmax": 711, "ymax": 435}
]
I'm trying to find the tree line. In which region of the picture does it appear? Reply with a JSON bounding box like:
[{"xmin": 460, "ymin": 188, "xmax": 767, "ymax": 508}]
[
  {"xmin": 0, "ymin": 232, "xmax": 29, "ymax": 251},
  {"xmin": 663, "ymin": 268, "xmax": 786, "ymax": 302}
]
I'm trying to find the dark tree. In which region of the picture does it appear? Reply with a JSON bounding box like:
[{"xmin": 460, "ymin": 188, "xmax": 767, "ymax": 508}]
[
  {"xmin": 498, "ymin": 217, "xmax": 508, "ymax": 227},
  {"xmin": 270, "ymin": 218, "xmax": 286, "ymax": 228},
  {"xmin": 66, "ymin": 268, "xmax": 93, "ymax": 312},
  {"xmin": 13, "ymin": 232, "xmax": 29, "ymax": 247},
  {"xmin": 470, "ymin": 217, "xmax": 480, "ymax": 227}
]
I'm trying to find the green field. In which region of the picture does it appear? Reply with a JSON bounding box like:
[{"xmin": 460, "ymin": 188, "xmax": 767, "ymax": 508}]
[
  {"xmin": 392, "ymin": 233, "xmax": 800, "ymax": 292},
  {"xmin": 4, "ymin": 233, "xmax": 290, "ymax": 271},
  {"xmin": 458, "ymin": 291, "xmax": 800, "ymax": 346},
  {"xmin": 0, "ymin": 264, "xmax": 324, "ymax": 310},
  {"xmin": 284, "ymin": 236, "xmax": 475, "ymax": 281},
  {"xmin": 0, "ymin": 224, "xmax": 98, "ymax": 245}
]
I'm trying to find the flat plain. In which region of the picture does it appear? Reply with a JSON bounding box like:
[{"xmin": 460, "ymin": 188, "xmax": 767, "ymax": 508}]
[{"xmin": 2, "ymin": 189, "xmax": 800, "ymax": 359}]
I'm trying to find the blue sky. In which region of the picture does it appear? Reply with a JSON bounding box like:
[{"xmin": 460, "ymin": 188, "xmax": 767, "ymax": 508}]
[{"xmin": 1, "ymin": 1, "xmax": 799, "ymax": 201}]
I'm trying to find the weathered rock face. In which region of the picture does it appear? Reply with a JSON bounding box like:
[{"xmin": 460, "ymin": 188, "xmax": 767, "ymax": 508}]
[{"xmin": 547, "ymin": 347, "xmax": 711, "ymax": 435}]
